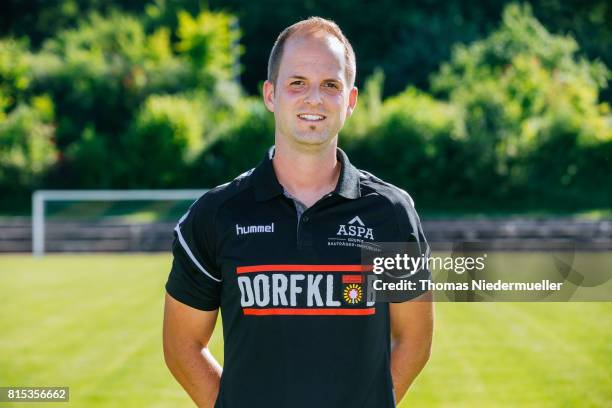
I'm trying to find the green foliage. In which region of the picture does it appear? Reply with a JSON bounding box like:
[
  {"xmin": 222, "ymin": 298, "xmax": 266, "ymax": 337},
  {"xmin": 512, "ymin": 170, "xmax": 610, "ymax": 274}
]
[
  {"xmin": 344, "ymin": 75, "xmax": 461, "ymax": 202},
  {"xmin": 32, "ymin": 11, "xmax": 194, "ymax": 148},
  {"xmin": 120, "ymin": 93, "xmax": 210, "ymax": 187},
  {"xmin": 64, "ymin": 125, "xmax": 114, "ymax": 188},
  {"xmin": 204, "ymin": 0, "xmax": 511, "ymax": 98},
  {"xmin": 0, "ymin": 38, "xmax": 58, "ymax": 206},
  {"xmin": 342, "ymin": 4, "xmax": 611, "ymax": 210},
  {"xmin": 433, "ymin": 4, "xmax": 609, "ymax": 96},
  {"xmin": 176, "ymin": 10, "xmax": 243, "ymax": 86},
  {"xmin": 0, "ymin": 39, "xmax": 31, "ymax": 114},
  {"xmin": 0, "ymin": 97, "xmax": 57, "ymax": 190},
  {"xmin": 13, "ymin": 7, "xmax": 242, "ymax": 190},
  {"xmin": 0, "ymin": 1, "xmax": 611, "ymax": 213},
  {"xmin": 2, "ymin": 1, "xmax": 611, "ymax": 102},
  {"xmin": 428, "ymin": 3, "xmax": 612, "ymax": 206},
  {"xmin": 342, "ymin": 68, "xmax": 384, "ymax": 141},
  {"xmin": 190, "ymin": 97, "xmax": 274, "ymax": 187}
]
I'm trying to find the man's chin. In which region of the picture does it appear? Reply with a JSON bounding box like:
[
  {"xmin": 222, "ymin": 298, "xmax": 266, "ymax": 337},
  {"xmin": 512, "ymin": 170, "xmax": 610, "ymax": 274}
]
[
  {"xmin": 288, "ymin": 133, "xmax": 339, "ymax": 152},
  {"xmin": 293, "ymin": 133, "xmax": 332, "ymax": 145},
  {"xmin": 275, "ymin": 126, "xmax": 338, "ymax": 150}
]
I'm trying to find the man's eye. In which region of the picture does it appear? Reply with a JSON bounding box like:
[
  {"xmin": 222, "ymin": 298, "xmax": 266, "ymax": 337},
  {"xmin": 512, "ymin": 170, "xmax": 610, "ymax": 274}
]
[
  {"xmin": 291, "ymin": 81, "xmax": 304, "ymax": 86},
  {"xmin": 324, "ymin": 82, "xmax": 339, "ymax": 89}
]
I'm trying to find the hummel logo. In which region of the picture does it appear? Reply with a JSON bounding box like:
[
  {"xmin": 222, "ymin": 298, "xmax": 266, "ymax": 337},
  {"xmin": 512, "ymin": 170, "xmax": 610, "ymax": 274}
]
[
  {"xmin": 337, "ymin": 216, "xmax": 374, "ymax": 240},
  {"xmin": 236, "ymin": 223, "xmax": 275, "ymax": 236}
]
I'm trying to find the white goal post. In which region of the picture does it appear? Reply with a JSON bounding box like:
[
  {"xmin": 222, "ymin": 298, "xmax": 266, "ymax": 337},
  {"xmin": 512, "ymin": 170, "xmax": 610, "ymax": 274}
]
[{"xmin": 32, "ymin": 189, "xmax": 207, "ymax": 256}]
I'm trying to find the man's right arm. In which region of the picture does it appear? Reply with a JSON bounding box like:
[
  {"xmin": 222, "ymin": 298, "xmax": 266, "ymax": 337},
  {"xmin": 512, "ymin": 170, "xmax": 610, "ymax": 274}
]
[{"xmin": 163, "ymin": 293, "xmax": 222, "ymax": 408}]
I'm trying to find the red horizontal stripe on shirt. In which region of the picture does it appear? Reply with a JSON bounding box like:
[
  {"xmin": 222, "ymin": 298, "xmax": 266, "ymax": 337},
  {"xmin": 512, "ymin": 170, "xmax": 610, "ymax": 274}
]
[
  {"xmin": 236, "ymin": 264, "xmax": 372, "ymax": 274},
  {"xmin": 242, "ymin": 307, "xmax": 375, "ymax": 316},
  {"xmin": 342, "ymin": 275, "xmax": 363, "ymax": 283}
]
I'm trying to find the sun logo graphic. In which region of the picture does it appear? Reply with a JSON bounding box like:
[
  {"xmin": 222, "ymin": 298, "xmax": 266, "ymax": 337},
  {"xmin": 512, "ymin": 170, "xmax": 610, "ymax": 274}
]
[{"xmin": 343, "ymin": 283, "xmax": 363, "ymax": 304}]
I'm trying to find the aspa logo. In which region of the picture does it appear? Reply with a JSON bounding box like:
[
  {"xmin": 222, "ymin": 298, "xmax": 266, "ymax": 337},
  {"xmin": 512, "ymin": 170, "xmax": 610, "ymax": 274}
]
[{"xmin": 336, "ymin": 216, "xmax": 374, "ymax": 240}]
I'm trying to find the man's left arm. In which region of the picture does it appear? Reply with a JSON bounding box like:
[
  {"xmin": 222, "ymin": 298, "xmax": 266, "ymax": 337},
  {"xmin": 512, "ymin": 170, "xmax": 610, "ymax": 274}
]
[{"xmin": 389, "ymin": 290, "xmax": 434, "ymax": 403}]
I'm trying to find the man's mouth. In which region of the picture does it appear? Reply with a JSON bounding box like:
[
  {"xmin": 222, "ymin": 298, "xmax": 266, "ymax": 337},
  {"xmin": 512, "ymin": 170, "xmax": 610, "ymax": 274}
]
[{"xmin": 297, "ymin": 113, "xmax": 326, "ymax": 122}]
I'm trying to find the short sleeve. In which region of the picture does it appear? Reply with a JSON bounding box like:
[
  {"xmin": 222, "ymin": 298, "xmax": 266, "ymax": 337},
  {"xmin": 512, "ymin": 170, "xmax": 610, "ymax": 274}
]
[
  {"xmin": 393, "ymin": 191, "xmax": 432, "ymax": 301},
  {"xmin": 165, "ymin": 198, "xmax": 222, "ymax": 311}
]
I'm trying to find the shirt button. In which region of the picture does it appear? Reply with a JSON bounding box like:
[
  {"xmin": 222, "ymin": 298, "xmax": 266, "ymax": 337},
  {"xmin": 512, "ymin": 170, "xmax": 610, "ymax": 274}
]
[{"xmin": 302, "ymin": 215, "xmax": 310, "ymax": 223}]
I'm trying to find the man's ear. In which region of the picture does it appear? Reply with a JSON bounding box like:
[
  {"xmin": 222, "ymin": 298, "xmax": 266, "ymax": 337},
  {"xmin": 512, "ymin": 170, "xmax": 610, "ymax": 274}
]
[
  {"xmin": 263, "ymin": 80, "xmax": 275, "ymax": 113},
  {"xmin": 345, "ymin": 86, "xmax": 358, "ymax": 119}
]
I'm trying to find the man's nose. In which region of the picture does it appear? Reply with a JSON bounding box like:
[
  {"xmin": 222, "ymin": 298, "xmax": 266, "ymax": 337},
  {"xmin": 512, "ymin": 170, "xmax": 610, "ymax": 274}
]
[{"xmin": 304, "ymin": 85, "xmax": 323, "ymax": 105}]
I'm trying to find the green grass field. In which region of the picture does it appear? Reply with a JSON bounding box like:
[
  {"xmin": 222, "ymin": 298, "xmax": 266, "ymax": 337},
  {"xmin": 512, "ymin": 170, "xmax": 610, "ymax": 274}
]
[{"xmin": 1, "ymin": 255, "xmax": 611, "ymax": 407}]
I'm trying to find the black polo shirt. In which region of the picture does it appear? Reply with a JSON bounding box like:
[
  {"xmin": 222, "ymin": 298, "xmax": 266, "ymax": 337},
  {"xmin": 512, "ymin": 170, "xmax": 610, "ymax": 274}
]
[{"xmin": 166, "ymin": 148, "xmax": 430, "ymax": 408}]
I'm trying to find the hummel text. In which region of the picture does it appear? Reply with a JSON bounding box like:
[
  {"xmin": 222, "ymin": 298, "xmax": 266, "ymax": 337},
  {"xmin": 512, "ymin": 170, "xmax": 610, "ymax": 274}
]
[{"xmin": 236, "ymin": 223, "xmax": 275, "ymax": 235}]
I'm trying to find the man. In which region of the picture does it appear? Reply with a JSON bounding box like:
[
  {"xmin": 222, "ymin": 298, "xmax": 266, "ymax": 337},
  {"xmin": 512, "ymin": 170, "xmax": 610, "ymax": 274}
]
[{"xmin": 163, "ymin": 17, "xmax": 433, "ymax": 408}]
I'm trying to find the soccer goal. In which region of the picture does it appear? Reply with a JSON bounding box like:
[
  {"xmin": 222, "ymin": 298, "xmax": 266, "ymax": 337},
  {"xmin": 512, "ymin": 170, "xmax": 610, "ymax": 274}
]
[{"xmin": 32, "ymin": 190, "xmax": 207, "ymax": 256}]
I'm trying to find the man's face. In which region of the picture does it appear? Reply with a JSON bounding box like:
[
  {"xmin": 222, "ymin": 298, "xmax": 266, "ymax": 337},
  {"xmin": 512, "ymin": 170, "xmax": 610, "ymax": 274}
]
[{"xmin": 263, "ymin": 32, "xmax": 358, "ymax": 151}]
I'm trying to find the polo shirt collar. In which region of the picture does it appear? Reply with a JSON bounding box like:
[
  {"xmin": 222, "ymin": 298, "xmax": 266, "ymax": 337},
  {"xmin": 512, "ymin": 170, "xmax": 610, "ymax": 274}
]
[
  {"xmin": 333, "ymin": 148, "xmax": 361, "ymax": 199},
  {"xmin": 253, "ymin": 146, "xmax": 361, "ymax": 202}
]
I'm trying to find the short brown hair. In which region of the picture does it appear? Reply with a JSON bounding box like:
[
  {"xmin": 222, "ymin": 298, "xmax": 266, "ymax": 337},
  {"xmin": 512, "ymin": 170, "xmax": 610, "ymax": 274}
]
[{"xmin": 267, "ymin": 17, "xmax": 356, "ymax": 88}]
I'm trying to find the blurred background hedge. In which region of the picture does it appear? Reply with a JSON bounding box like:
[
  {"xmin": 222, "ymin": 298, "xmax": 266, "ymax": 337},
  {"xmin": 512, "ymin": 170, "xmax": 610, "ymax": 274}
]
[{"xmin": 0, "ymin": 1, "xmax": 610, "ymax": 214}]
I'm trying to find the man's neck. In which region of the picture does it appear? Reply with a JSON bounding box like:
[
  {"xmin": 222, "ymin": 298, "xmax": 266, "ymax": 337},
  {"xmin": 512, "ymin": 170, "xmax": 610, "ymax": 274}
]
[{"xmin": 272, "ymin": 141, "xmax": 341, "ymax": 208}]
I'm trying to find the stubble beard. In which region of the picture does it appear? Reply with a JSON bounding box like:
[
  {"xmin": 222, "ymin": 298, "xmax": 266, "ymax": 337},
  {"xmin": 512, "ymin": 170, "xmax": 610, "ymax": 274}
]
[
  {"xmin": 292, "ymin": 124, "xmax": 336, "ymax": 150},
  {"xmin": 278, "ymin": 118, "xmax": 331, "ymax": 148}
]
